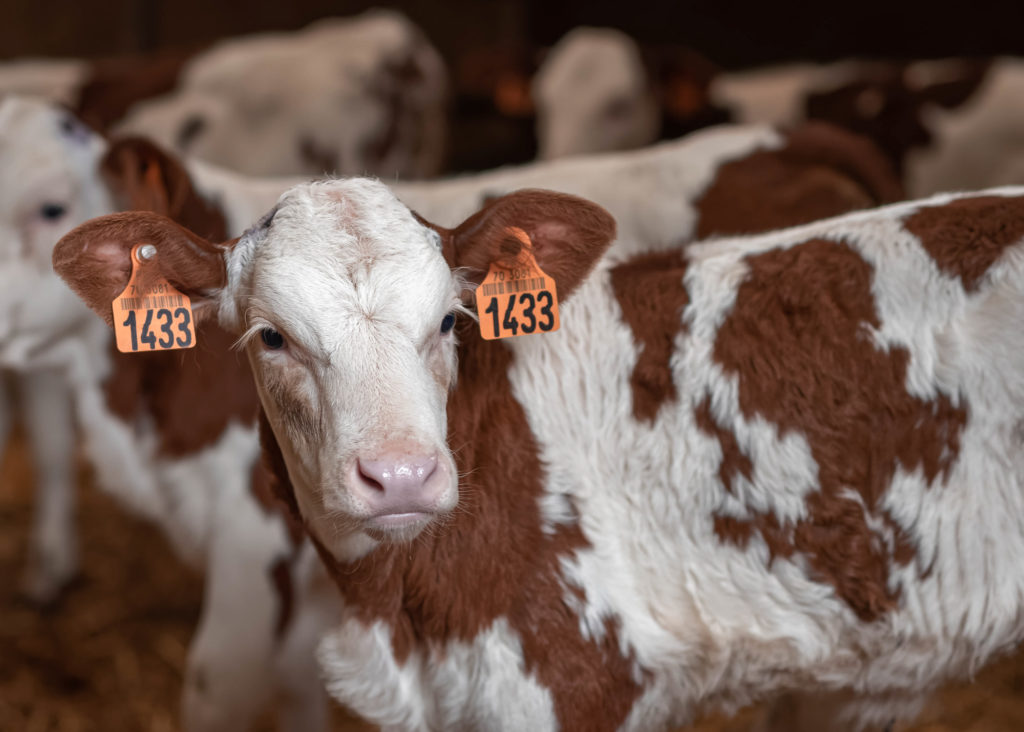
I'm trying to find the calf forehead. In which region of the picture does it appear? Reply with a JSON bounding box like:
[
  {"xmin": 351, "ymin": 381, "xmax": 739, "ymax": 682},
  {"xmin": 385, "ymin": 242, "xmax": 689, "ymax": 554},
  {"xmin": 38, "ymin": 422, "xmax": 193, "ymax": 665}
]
[{"xmin": 250, "ymin": 180, "xmax": 450, "ymax": 327}]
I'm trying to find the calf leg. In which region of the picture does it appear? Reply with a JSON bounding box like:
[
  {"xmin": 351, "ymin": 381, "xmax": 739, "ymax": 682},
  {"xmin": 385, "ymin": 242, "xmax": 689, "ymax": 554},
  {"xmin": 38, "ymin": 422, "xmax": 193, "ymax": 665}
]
[
  {"xmin": 19, "ymin": 368, "xmax": 78, "ymax": 605},
  {"xmin": 274, "ymin": 554, "xmax": 340, "ymax": 732},
  {"xmin": 182, "ymin": 479, "xmax": 288, "ymax": 732}
]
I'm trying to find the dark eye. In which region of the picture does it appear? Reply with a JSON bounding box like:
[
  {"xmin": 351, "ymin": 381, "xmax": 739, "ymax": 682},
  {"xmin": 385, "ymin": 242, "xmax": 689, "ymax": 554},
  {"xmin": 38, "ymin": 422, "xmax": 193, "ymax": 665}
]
[
  {"xmin": 440, "ymin": 313, "xmax": 456, "ymax": 334},
  {"xmin": 261, "ymin": 328, "xmax": 285, "ymax": 350},
  {"xmin": 40, "ymin": 203, "xmax": 67, "ymax": 221}
]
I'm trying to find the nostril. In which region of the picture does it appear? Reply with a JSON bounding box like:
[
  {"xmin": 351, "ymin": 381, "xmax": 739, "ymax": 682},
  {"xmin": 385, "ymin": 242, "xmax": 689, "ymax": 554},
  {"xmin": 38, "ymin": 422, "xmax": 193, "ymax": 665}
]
[{"xmin": 356, "ymin": 460, "xmax": 387, "ymax": 492}]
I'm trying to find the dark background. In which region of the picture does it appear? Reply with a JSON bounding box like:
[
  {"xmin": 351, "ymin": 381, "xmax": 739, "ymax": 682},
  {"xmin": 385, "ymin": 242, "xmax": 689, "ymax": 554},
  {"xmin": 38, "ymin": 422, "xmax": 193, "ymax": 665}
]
[{"xmin": 4, "ymin": 0, "xmax": 1024, "ymax": 69}]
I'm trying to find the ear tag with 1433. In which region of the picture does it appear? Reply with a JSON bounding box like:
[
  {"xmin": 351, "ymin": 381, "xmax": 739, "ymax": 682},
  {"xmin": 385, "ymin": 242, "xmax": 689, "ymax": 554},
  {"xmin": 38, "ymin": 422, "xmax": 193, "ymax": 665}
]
[
  {"xmin": 474, "ymin": 227, "xmax": 559, "ymax": 340},
  {"xmin": 112, "ymin": 243, "xmax": 196, "ymax": 353}
]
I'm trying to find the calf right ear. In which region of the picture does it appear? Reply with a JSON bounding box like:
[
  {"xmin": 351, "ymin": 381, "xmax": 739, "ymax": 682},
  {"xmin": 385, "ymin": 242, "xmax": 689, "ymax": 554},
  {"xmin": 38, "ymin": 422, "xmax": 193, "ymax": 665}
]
[{"xmin": 52, "ymin": 211, "xmax": 230, "ymax": 327}]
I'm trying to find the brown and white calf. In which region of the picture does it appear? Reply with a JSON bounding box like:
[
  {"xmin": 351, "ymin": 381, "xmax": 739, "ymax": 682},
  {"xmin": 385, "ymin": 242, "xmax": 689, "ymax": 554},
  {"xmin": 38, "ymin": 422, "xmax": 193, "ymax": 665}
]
[{"xmin": 56, "ymin": 174, "xmax": 1024, "ymax": 730}]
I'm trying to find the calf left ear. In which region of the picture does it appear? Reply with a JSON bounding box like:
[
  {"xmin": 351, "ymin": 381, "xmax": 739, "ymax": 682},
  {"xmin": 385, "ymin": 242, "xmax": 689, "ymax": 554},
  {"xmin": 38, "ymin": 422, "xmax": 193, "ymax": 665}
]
[
  {"xmin": 443, "ymin": 189, "xmax": 617, "ymax": 301},
  {"xmin": 52, "ymin": 211, "xmax": 230, "ymax": 327}
]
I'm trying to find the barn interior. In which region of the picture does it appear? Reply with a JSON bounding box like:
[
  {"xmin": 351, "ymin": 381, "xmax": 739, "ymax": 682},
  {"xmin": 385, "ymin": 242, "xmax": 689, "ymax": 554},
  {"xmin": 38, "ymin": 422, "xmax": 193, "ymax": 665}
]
[{"xmin": 3, "ymin": 0, "xmax": 1024, "ymax": 730}]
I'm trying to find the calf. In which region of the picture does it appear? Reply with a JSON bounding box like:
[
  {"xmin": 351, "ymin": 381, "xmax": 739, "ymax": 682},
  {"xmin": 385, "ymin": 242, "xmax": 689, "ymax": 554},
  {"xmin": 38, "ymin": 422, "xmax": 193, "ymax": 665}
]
[
  {"xmin": 116, "ymin": 9, "xmax": 448, "ymax": 178},
  {"xmin": 60, "ymin": 178, "xmax": 1024, "ymax": 731},
  {"xmin": 71, "ymin": 182, "xmax": 1024, "ymax": 732}
]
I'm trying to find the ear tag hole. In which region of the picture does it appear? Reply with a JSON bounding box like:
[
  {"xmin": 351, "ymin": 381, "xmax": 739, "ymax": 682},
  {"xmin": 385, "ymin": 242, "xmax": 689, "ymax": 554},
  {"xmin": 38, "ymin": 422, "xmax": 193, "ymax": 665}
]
[
  {"xmin": 112, "ymin": 243, "xmax": 197, "ymax": 353},
  {"xmin": 474, "ymin": 226, "xmax": 560, "ymax": 341}
]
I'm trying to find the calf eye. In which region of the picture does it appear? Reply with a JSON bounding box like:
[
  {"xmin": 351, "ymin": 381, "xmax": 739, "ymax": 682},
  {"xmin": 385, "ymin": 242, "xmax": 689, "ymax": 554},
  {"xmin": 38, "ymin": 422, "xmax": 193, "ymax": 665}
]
[
  {"xmin": 40, "ymin": 203, "xmax": 67, "ymax": 221},
  {"xmin": 440, "ymin": 313, "xmax": 456, "ymax": 334},
  {"xmin": 261, "ymin": 328, "xmax": 285, "ymax": 350}
]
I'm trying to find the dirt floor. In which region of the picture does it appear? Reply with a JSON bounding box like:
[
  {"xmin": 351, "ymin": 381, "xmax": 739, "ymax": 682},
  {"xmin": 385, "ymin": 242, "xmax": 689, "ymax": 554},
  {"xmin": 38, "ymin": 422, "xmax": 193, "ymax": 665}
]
[{"xmin": 3, "ymin": 431, "xmax": 1024, "ymax": 732}]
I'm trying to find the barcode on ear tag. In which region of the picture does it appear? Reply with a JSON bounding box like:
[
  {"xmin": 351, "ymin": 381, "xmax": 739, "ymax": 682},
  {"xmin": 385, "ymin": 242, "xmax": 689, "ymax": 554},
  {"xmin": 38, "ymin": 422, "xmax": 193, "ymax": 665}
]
[
  {"xmin": 474, "ymin": 227, "xmax": 560, "ymax": 340},
  {"xmin": 112, "ymin": 243, "xmax": 197, "ymax": 353}
]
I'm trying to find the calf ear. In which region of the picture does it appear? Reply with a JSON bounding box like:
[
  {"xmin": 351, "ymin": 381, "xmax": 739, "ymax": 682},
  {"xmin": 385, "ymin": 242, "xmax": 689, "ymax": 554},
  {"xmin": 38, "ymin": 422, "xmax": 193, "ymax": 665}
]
[
  {"xmin": 443, "ymin": 189, "xmax": 616, "ymax": 301},
  {"xmin": 101, "ymin": 136, "xmax": 228, "ymax": 241},
  {"xmin": 52, "ymin": 211, "xmax": 230, "ymax": 327}
]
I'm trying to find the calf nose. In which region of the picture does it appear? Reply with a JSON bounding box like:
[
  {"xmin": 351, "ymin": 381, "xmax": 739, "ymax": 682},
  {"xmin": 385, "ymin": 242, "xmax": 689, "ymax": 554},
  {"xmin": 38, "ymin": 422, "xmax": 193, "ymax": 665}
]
[
  {"xmin": 353, "ymin": 451, "xmax": 446, "ymax": 514},
  {"xmin": 358, "ymin": 453, "xmax": 438, "ymax": 493}
]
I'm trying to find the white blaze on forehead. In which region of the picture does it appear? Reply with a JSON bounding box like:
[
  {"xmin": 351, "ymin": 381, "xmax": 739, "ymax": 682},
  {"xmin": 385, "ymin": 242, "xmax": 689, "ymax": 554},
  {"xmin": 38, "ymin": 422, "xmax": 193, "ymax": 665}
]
[{"xmin": 238, "ymin": 179, "xmax": 456, "ymax": 353}]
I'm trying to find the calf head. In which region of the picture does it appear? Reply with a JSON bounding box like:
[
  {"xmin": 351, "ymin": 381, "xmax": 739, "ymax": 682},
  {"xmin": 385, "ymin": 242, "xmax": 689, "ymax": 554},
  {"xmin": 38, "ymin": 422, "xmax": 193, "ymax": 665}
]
[
  {"xmin": 532, "ymin": 27, "xmax": 661, "ymax": 160},
  {"xmin": 53, "ymin": 179, "xmax": 615, "ymax": 555}
]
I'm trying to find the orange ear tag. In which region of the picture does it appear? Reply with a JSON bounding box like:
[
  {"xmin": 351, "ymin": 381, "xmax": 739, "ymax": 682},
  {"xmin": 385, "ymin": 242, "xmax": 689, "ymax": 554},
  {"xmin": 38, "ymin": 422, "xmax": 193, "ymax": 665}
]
[
  {"xmin": 112, "ymin": 243, "xmax": 196, "ymax": 353},
  {"xmin": 474, "ymin": 227, "xmax": 560, "ymax": 340}
]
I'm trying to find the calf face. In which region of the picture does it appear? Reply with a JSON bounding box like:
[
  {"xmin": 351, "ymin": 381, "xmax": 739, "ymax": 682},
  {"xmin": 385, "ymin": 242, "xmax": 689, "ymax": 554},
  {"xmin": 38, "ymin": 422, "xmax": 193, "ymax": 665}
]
[{"xmin": 54, "ymin": 180, "xmax": 616, "ymax": 554}]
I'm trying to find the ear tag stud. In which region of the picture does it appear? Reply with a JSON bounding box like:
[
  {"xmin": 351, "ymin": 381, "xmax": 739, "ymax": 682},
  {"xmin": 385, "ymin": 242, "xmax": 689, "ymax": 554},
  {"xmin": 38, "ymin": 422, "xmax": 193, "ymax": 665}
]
[
  {"xmin": 474, "ymin": 227, "xmax": 560, "ymax": 341},
  {"xmin": 112, "ymin": 243, "xmax": 197, "ymax": 353}
]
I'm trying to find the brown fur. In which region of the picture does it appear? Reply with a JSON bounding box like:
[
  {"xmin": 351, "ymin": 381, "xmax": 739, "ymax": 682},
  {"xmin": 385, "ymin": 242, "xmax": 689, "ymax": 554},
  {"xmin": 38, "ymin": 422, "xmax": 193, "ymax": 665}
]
[
  {"xmin": 609, "ymin": 250, "xmax": 689, "ymax": 422},
  {"xmin": 695, "ymin": 121, "xmax": 904, "ymax": 239},
  {"xmin": 707, "ymin": 238, "xmax": 966, "ymax": 621},
  {"xmin": 904, "ymin": 194, "xmax": 1024, "ymax": 292}
]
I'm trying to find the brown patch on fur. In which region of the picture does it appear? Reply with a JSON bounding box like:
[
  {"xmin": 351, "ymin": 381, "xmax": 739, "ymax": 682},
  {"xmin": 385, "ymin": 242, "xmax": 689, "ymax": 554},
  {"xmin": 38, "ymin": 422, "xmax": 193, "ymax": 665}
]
[
  {"xmin": 269, "ymin": 556, "xmax": 295, "ymax": 639},
  {"xmin": 694, "ymin": 395, "xmax": 753, "ymax": 492},
  {"xmin": 609, "ymin": 250, "xmax": 689, "ymax": 422},
  {"xmin": 695, "ymin": 121, "xmax": 904, "ymax": 239},
  {"xmin": 74, "ymin": 49, "xmax": 195, "ymax": 132},
  {"xmin": 262, "ymin": 372, "xmax": 323, "ymax": 444},
  {"xmin": 258, "ymin": 410, "xmax": 304, "ymax": 546},
  {"xmin": 250, "ymin": 456, "xmax": 304, "ymax": 548},
  {"xmin": 708, "ymin": 238, "xmax": 966, "ymax": 621},
  {"xmin": 904, "ymin": 194, "xmax": 1024, "ymax": 292},
  {"xmin": 101, "ymin": 322, "xmax": 258, "ymax": 457}
]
